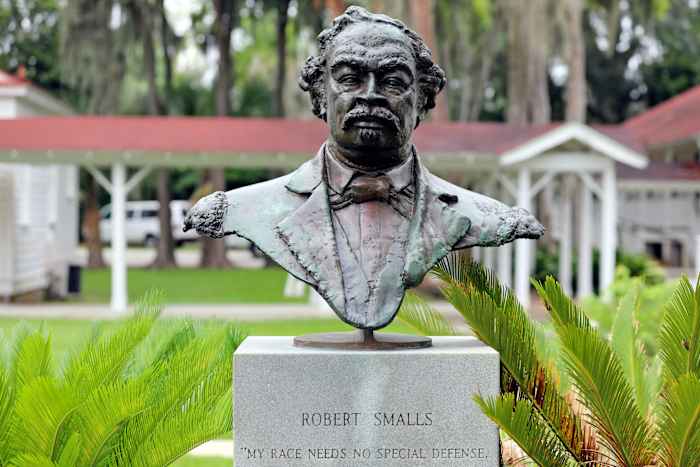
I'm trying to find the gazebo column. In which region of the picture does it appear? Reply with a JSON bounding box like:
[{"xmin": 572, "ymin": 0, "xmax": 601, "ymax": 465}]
[
  {"xmin": 482, "ymin": 247, "xmax": 495, "ymax": 272},
  {"xmin": 87, "ymin": 162, "xmax": 152, "ymax": 313},
  {"xmin": 600, "ymin": 163, "xmax": 617, "ymax": 300},
  {"xmin": 558, "ymin": 176, "xmax": 573, "ymax": 295},
  {"xmin": 515, "ymin": 167, "xmax": 532, "ymax": 307},
  {"xmin": 111, "ymin": 162, "xmax": 128, "ymax": 313},
  {"xmin": 577, "ymin": 178, "xmax": 593, "ymax": 298},
  {"xmin": 496, "ymin": 181, "xmax": 513, "ymax": 287}
]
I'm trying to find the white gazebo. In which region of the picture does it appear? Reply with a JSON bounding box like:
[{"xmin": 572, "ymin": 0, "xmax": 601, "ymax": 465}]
[{"xmin": 0, "ymin": 115, "xmax": 649, "ymax": 311}]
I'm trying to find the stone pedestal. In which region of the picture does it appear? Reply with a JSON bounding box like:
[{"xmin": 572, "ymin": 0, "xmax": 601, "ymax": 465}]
[{"xmin": 234, "ymin": 336, "xmax": 500, "ymax": 466}]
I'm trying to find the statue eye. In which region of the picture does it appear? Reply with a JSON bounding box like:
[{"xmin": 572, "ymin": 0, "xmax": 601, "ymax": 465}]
[
  {"xmin": 383, "ymin": 77, "xmax": 407, "ymax": 89},
  {"xmin": 338, "ymin": 74, "xmax": 360, "ymax": 85}
]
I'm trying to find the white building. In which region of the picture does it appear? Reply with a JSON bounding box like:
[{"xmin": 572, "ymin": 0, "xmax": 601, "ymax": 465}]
[{"xmin": 0, "ymin": 70, "xmax": 78, "ymax": 301}]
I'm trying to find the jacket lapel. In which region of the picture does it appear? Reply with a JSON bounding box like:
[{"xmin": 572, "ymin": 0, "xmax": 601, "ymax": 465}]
[
  {"xmin": 403, "ymin": 159, "xmax": 472, "ymax": 287},
  {"xmin": 275, "ymin": 145, "xmax": 346, "ymax": 313}
]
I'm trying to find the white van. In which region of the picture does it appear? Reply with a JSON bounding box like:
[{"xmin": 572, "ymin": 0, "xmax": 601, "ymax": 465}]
[{"xmin": 99, "ymin": 200, "xmax": 250, "ymax": 248}]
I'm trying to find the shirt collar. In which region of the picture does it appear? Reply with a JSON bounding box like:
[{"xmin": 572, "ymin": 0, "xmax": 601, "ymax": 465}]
[{"xmin": 325, "ymin": 148, "xmax": 414, "ymax": 194}]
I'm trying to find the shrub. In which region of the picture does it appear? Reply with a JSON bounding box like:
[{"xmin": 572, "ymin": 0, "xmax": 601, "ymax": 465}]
[
  {"xmin": 0, "ymin": 292, "xmax": 244, "ymax": 467},
  {"xmin": 400, "ymin": 254, "xmax": 700, "ymax": 466},
  {"xmin": 533, "ymin": 248, "xmax": 666, "ymax": 293}
]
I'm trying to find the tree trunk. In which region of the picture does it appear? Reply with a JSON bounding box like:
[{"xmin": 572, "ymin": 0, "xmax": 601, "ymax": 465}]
[
  {"xmin": 410, "ymin": 0, "xmax": 449, "ymax": 121},
  {"xmin": 505, "ymin": 0, "xmax": 529, "ymax": 124},
  {"xmin": 274, "ymin": 0, "xmax": 290, "ymax": 117},
  {"xmin": 83, "ymin": 175, "xmax": 106, "ymax": 269},
  {"xmin": 201, "ymin": 0, "xmax": 235, "ymax": 269},
  {"xmin": 153, "ymin": 168, "xmax": 177, "ymax": 268},
  {"xmin": 159, "ymin": 0, "xmax": 173, "ymax": 102},
  {"xmin": 528, "ymin": 0, "xmax": 551, "ymax": 124},
  {"xmin": 324, "ymin": 0, "xmax": 345, "ymax": 18},
  {"xmin": 131, "ymin": 0, "xmax": 177, "ymax": 268},
  {"xmin": 563, "ymin": 0, "xmax": 586, "ymax": 122}
]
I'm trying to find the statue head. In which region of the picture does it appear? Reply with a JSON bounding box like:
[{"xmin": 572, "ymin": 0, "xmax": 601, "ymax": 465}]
[{"xmin": 299, "ymin": 6, "xmax": 446, "ymax": 169}]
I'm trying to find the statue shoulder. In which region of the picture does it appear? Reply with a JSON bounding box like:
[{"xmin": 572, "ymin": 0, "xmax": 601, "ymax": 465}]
[
  {"xmin": 183, "ymin": 174, "xmax": 294, "ymax": 239},
  {"xmin": 426, "ymin": 173, "xmax": 545, "ymax": 248}
]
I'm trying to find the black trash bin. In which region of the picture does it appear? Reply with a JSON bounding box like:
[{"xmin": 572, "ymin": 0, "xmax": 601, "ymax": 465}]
[{"xmin": 68, "ymin": 264, "xmax": 82, "ymax": 294}]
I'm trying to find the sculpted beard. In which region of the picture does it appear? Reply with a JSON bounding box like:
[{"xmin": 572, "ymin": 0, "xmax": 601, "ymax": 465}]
[{"xmin": 341, "ymin": 105, "xmax": 401, "ymax": 145}]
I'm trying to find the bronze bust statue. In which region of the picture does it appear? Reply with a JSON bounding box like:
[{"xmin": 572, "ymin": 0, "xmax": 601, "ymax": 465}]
[{"xmin": 184, "ymin": 7, "xmax": 544, "ymax": 347}]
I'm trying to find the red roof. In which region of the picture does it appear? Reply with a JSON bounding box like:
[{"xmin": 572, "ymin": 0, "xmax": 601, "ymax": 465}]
[
  {"xmin": 0, "ymin": 70, "xmax": 28, "ymax": 87},
  {"xmin": 0, "ymin": 116, "xmax": 641, "ymax": 157},
  {"xmin": 618, "ymin": 161, "xmax": 700, "ymax": 181},
  {"xmin": 624, "ymin": 84, "xmax": 700, "ymax": 147}
]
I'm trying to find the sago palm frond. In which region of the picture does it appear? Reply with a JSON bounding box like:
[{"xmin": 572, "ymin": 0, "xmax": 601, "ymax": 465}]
[
  {"xmin": 112, "ymin": 352, "xmax": 235, "ymax": 467},
  {"xmin": 657, "ymin": 373, "xmax": 700, "ymax": 467},
  {"xmin": 109, "ymin": 324, "xmax": 243, "ymax": 465},
  {"xmin": 66, "ymin": 379, "xmax": 148, "ymax": 466},
  {"xmin": 475, "ymin": 393, "xmax": 578, "ymax": 467},
  {"xmin": 658, "ymin": 275, "xmax": 700, "ymax": 381},
  {"xmin": 557, "ymin": 325, "xmax": 656, "ymax": 466},
  {"xmin": 63, "ymin": 293, "xmax": 161, "ymax": 395},
  {"xmin": 610, "ymin": 284, "xmax": 660, "ymax": 419},
  {"xmin": 116, "ymin": 389, "xmax": 232, "ymax": 467},
  {"xmin": 7, "ymin": 377, "xmax": 77, "ymax": 461},
  {"xmin": 397, "ymin": 292, "xmax": 457, "ymax": 336},
  {"xmin": 11, "ymin": 330, "xmax": 54, "ymax": 391},
  {"xmin": 6, "ymin": 452, "xmax": 57, "ymax": 467},
  {"xmin": 0, "ymin": 365, "xmax": 13, "ymax": 464},
  {"xmin": 56, "ymin": 433, "xmax": 82, "ymax": 467},
  {"xmin": 431, "ymin": 254, "xmax": 594, "ymax": 463},
  {"xmin": 533, "ymin": 276, "xmax": 590, "ymax": 331}
]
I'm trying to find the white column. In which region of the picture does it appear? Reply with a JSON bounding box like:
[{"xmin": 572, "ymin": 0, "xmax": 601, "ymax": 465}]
[
  {"xmin": 558, "ymin": 176, "xmax": 573, "ymax": 295},
  {"xmin": 111, "ymin": 163, "xmax": 128, "ymax": 313},
  {"xmin": 497, "ymin": 243, "xmax": 513, "ymax": 288},
  {"xmin": 497, "ymin": 179, "xmax": 513, "ymax": 287},
  {"xmin": 472, "ymin": 247, "xmax": 482, "ymax": 264},
  {"xmin": 515, "ymin": 168, "xmax": 532, "ymax": 307},
  {"xmin": 577, "ymin": 178, "xmax": 593, "ymax": 298},
  {"xmin": 599, "ymin": 164, "xmax": 617, "ymax": 301},
  {"xmin": 482, "ymin": 247, "xmax": 495, "ymax": 272}
]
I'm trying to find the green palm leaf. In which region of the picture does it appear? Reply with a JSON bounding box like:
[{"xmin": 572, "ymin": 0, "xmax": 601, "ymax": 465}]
[
  {"xmin": 610, "ymin": 283, "xmax": 660, "ymax": 419},
  {"xmin": 0, "ymin": 365, "xmax": 13, "ymax": 465},
  {"xmin": 63, "ymin": 293, "xmax": 161, "ymax": 395},
  {"xmin": 657, "ymin": 373, "xmax": 700, "ymax": 467},
  {"xmin": 6, "ymin": 453, "xmax": 57, "ymax": 467},
  {"xmin": 11, "ymin": 331, "xmax": 54, "ymax": 390},
  {"xmin": 56, "ymin": 433, "xmax": 82, "ymax": 467},
  {"xmin": 110, "ymin": 325, "xmax": 242, "ymax": 465},
  {"xmin": 113, "ymin": 354, "xmax": 234, "ymax": 467},
  {"xmin": 7, "ymin": 377, "xmax": 77, "ymax": 460},
  {"xmin": 658, "ymin": 276, "xmax": 700, "ymax": 381},
  {"xmin": 475, "ymin": 393, "xmax": 578, "ymax": 467},
  {"xmin": 67, "ymin": 380, "xmax": 148, "ymax": 466},
  {"xmin": 432, "ymin": 254, "xmax": 594, "ymax": 463},
  {"xmin": 533, "ymin": 276, "xmax": 590, "ymax": 331},
  {"xmin": 397, "ymin": 292, "xmax": 457, "ymax": 336},
  {"xmin": 557, "ymin": 325, "xmax": 655, "ymax": 466}
]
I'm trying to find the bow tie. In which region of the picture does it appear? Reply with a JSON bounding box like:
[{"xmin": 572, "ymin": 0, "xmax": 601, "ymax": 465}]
[{"xmin": 329, "ymin": 174, "xmax": 414, "ymax": 218}]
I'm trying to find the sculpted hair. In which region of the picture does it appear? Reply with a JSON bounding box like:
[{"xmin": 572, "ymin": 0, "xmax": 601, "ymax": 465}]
[{"xmin": 298, "ymin": 6, "xmax": 446, "ymax": 123}]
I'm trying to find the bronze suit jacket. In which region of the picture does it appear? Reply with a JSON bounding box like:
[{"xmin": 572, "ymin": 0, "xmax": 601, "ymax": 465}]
[{"xmin": 185, "ymin": 144, "xmax": 543, "ymax": 329}]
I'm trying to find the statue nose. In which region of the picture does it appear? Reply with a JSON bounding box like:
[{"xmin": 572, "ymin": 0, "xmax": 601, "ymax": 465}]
[{"xmin": 359, "ymin": 73, "xmax": 386, "ymax": 105}]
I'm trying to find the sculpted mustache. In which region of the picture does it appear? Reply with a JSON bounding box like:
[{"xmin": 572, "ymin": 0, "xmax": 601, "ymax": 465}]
[{"xmin": 341, "ymin": 107, "xmax": 400, "ymax": 131}]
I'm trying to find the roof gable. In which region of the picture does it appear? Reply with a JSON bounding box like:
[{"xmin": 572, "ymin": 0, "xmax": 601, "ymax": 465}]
[{"xmin": 499, "ymin": 122, "xmax": 648, "ymax": 169}]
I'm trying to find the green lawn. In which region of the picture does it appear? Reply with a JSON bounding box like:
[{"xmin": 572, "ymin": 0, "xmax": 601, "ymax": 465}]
[
  {"xmin": 73, "ymin": 267, "xmax": 308, "ymax": 304},
  {"xmin": 0, "ymin": 317, "xmax": 414, "ymax": 360}
]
